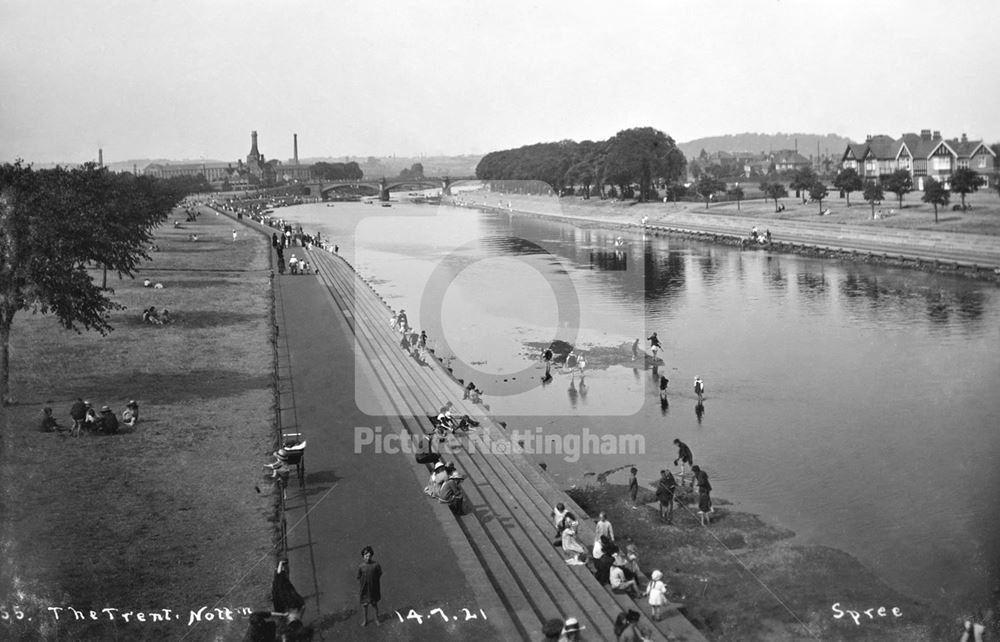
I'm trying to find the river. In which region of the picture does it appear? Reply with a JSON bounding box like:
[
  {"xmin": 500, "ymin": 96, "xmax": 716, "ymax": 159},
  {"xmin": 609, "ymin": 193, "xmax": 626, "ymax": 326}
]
[{"xmin": 272, "ymin": 196, "xmax": 1000, "ymax": 616}]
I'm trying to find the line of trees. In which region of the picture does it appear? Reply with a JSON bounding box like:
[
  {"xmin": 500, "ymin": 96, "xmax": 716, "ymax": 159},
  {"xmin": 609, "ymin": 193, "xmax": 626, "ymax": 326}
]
[
  {"xmin": 309, "ymin": 161, "xmax": 363, "ymax": 181},
  {"xmin": 1, "ymin": 161, "xmax": 195, "ymax": 404},
  {"xmin": 475, "ymin": 127, "xmax": 687, "ymax": 202}
]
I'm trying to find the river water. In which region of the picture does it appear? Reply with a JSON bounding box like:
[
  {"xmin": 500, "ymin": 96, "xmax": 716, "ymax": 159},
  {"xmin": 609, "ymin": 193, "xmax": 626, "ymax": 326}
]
[{"xmin": 275, "ymin": 198, "xmax": 1000, "ymax": 615}]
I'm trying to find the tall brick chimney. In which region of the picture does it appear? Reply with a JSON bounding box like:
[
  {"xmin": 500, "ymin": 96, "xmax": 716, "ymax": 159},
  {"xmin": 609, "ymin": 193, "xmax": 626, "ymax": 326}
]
[{"xmin": 294, "ymin": 134, "xmax": 299, "ymax": 165}]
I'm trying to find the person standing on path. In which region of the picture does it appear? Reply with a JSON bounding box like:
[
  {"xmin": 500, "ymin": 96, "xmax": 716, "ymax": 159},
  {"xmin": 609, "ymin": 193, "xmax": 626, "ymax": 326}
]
[
  {"xmin": 627, "ymin": 467, "xmax": 639, "ymax": 507},
  {"xmin": 232, "ymin": 229, "xmax": 237, "ymax": 242},
  {"xmin": 357, "ymin": 546, "xmax": 382, "ymax": 627},
  {"xmin": 673, "ymin": 438, "xmax": 693, "ymax": 480},
  {"xmin": 691, "ymin": 465, "xmax": 713, "ymax": 526},
  {"xmin": 647, "ymin": 332, "xmax": 662, "ymax": 356},
  {"xmin": 659, "ymin": 375, "xmax": 670, "ymax": 401},
  {"xmin": 694, "ymin": 376, "xmax": 705, "ymax": 402}
]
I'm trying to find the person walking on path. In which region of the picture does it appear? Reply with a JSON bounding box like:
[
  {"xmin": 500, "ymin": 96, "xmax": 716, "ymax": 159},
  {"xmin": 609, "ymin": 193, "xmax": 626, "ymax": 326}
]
[
  {"xmin": 627, "ymin": 467, "xmax": 639, "ymax": 507},
  {"xmin": 673, "ymin": 438, "xmax": 693, "ymax": 480},
  {"xmin": 655, "ymin": 470, "xmax": 677, "ymax": 522},
  {"xmin": 593, "ymin": 512, "xmax": 615, "ymax": 558},
  {"xmin": 691, "ymin": 465, "xmax": 713, "ymax": 526},
  {"xmin": 357, "ymin": 546, "xmax": 382, "ymax": 627},
  {"xmin": 659, "ymin": 375, "xmax": 670, "ymax": 401},
  {"xmin": 694, "ymin": 376, "xmax": 705, "ymax": 402}
]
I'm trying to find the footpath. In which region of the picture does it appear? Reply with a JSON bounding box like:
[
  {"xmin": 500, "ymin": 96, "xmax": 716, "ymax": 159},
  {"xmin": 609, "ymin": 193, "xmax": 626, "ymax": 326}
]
[{"xmin": 256, "ymin": 222, "xmax": 708, "ymax": 641}]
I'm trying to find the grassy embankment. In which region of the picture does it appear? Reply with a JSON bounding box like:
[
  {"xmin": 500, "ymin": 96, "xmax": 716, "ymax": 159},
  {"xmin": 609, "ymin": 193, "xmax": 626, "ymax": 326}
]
[
  {"xmin": 569, "ymin": 481, "xmax": 992, "ymax": 642},
  {"xmin": 0, "ymin": 209, "xmax": 277, "ymax": 641},
  {"xmin": 464, "ymin": 188, "xmax": 1000, "ymax": 236}
]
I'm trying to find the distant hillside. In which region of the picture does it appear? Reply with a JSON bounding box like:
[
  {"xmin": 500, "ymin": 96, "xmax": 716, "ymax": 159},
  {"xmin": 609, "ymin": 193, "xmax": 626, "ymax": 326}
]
[{"xmin": 678, "ymin": 133, "xmax": 854, "ymax": 159}]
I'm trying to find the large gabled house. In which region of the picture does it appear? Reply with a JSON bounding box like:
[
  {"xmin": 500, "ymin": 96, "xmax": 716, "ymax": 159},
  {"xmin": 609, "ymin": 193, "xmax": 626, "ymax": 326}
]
[{"xmin": 841, "ymin": 129, "xmax": 997, "ymax": 189}]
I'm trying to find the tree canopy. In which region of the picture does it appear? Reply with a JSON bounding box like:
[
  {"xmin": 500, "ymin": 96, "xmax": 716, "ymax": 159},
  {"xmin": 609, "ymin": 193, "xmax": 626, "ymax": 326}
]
[
  {"xmin": 863, "ymin": 181, "xmax": 884, "ymax": 218},
  {"xmin": 809, "ymin": 181, "xmax": 829, "ymax": 214},
  {"xmin": 949, "ymin": 167, "xmax": 984, "ymax": 210},
  {"xmin": 760, "ymin": 180, "xmax": 788, "ymax": 211},
  {"xmin": 882, "ymin": 169, "xmax": 913, "ymax": 209},
  {"xmin": 921, "ymin": 177, "xmax": 950, "ymax": 223},
  {"xmin": 695, "ymin": 175, "xmax": 726, "ymax": 209},
  {"xmin": 310, "ymin": 161, "xmax": 363, "ymax": 181},
  {"xmin": 833, "ymin": 168, "xmax": 863, "ymax": 207},
  {"xmin": 476, "ymin": 127, "xmax": 686, "ymax": 201},
  {"xmin": 398, "ymin": 163, "xmax": 424, "ymax": 180},
  {"xmin": 0, "ymin": 162, "xmax": 186, "ymax": 403}
]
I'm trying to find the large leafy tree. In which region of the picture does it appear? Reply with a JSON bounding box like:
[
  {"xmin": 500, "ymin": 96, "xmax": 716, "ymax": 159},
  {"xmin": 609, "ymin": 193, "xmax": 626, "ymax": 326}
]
[
  {"xmin": 882, "ymin": 169, "xmax": 913, "ymax": 209},
  {"xmin": 0, "ymin": 162, "xmax": 182, "ymax": 404},
  {"xmin": 760, "ymin": 180, "xmax": 788, "ymax": 212},
  {"xmin": 950, "ymin": 167, "xmax": 984, "ymax": 211},
  {"xmin": 602, "ymin": 127, "xmax": 686, "ymax": 202},
  {"xmin": 727, "ymin": 185, "xmax": 745, "ymax": 212},
  {"xmin": 833, "ymin": 168, "xmax": 863, "ymax": 207},
  {"xmin": 863, "ymin": 181, "xmax": 884, "ymax": 219},
  {"xmin": 921, "ymin": 177, "xmax": 950, "ymax": 223},
  {"xmin": 789, "ymin": 167, "xmax": 818, "ymax": 198},
  {"xmin": 310, "ymin": 161, "xmax": 363, "ymax": 180},
  {"xmin": 809, "ymin": 181, "xmax": 829, "ymax": 215},
  {"xmin": 695, "ymin": 175, "xmax": 726, "ymax": 209}
]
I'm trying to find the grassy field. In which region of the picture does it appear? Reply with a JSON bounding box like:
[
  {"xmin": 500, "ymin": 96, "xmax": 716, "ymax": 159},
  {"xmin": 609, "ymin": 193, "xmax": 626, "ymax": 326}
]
[
  {"xmin": 0, "ymin": 208, "xmax": 277, "ymax": 641},
  {"xmin": 569, "ymin": 484, "xmax": 966, "ymax": 642}
]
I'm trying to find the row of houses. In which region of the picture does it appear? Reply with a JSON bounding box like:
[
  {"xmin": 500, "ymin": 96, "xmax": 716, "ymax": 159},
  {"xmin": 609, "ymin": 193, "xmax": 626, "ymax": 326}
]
[{"xmin": 841, "ymin": 129, "xmax": 997, "ymax": 189}]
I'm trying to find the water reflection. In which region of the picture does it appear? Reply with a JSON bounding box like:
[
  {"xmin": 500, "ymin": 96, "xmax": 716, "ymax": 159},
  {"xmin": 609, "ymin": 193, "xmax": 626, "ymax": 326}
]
[{"xmin": 644, "ymin": 248, "xmax": 686, "ymax": 304}]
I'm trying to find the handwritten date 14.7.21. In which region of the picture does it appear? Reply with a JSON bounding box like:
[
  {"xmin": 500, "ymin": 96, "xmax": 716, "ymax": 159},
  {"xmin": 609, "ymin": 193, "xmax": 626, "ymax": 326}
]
[{"xmin": 395, "ymin": 608, "xmax": 487, "ymax": 624}]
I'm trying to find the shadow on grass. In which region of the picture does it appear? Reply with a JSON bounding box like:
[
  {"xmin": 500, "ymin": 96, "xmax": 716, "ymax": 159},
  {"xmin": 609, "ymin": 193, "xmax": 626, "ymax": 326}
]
[
  {"xmin": 80, "ymin": 369, "xmax": 272, "ymax": 404},
  {"xmin": 116, "ymin": 310, "xmax": 264, "ymax": 329}
]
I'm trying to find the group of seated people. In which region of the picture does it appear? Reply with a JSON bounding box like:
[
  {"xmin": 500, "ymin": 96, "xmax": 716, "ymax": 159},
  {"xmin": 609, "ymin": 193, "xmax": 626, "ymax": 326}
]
[
  {"xmin": 553, "ymin": 504, "xmax": 644, "ymax": 598},
  {"xmin": 462, "ymin": 381, "xmax": 483, "ymax": 404},
  {"xmin": 422, "ymin": 459, "xmax": 466, "ymax": 514},
  {"xmin": 748, "ymin": 226, "xmax": 772, "ymax": 244},
  {"xmin": 141, "ymin": 306, "xmax": 171, "ymax": 324},
  {"xmin": 430, "ymin": 401, "xmax": 480, "ymax": 436},
  {"xmin": 46, "ymin": 399, "xmax": 140, "ymax": 435}
]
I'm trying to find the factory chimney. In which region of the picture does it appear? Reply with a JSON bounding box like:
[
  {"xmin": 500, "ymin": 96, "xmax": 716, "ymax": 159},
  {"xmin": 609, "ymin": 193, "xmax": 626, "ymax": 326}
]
[{"xmin": 293, "ymin": 134, "xmax": 299, "ymax": 165}]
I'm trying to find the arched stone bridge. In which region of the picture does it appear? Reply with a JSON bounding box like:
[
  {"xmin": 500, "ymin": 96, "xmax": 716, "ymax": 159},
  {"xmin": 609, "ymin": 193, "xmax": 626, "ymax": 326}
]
[{"xmin": 303, "ymin": 177, "xmax": 479, "ymax": 201}]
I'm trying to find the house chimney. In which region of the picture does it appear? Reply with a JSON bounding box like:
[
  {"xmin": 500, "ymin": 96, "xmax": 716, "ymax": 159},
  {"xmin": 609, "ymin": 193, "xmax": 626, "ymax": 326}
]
[
  {"xmin": 932, "ymin": 130, "xmax": 941, "ymax": 140},
  {"xmin": 866, "ymin": 134, "xmax": 872, "ymax": 142},
  {"xmin": 921, "ymin": 129, "xmax": 931, "ymax": 140},
  {"xmin": 293, "ymin": 133, "xmax": 299, "ymax": 165},
  {"xmin": 961, "ymin": 133, "xmax": 968, "ymax": 143}
]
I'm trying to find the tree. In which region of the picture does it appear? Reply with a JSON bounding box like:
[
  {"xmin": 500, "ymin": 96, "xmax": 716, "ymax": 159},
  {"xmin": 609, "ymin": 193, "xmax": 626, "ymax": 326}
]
[
  {"xmin": 950, "ymin": 167, "xmax": 985, "ymax": 210},
  {"xmin": 399, "ymin": 163, "xmax": 424, "ymax": 180},
  {"xmin": 833, "ymin": 168, "xmax": 863, "ymax": 207},
  {"xmin": 809, "ymin": 181, "xmax": 829, "ymax": 215},
  {"xmin": 602, "ymin": 127, "xmax": 686, "ymax": 202},
  {"xmin": 695, "ymin": 175, "xmax": 725, "ymax": 209},
  {"xmin": 760, "ymin": 180, "xmax": 788, "ymax": 212},
  {"xmin": 883, "ymin": 169, "xmax": 913, "ymax": 209},
  {"xmin": 0, "ymin": 162, "xmax": 182, "ymax": 404},
  {"xmin": 789, "ymin": 167, "xmax": 817, "ymax": 198},
  {"xmin": 863, "ymin": 181, "xmax": 884, "ymax": 219},
  {"xmin": 921, "ymin": 177, "xmax": 950, "ymax": 223},
  {"xmin": 727, "ymin": 185, "xmax": 745, "ymax": 212}
]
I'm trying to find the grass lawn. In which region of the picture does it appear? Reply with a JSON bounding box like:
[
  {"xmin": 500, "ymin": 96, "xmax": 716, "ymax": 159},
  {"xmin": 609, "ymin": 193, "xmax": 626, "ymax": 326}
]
[{"xmin": 0, "ymin": 207, "xmax": 277, "ymax": 641}]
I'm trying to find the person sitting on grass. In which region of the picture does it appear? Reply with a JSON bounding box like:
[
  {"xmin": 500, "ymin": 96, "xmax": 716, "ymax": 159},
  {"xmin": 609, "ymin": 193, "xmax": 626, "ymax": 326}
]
[
  {"xmin": 96, "ymin": 405, "xmax": 119, "ymax": 434},
  {"xmin": 121, "ymin": 400, "xmax": 139, "ymax": 428},
  {"xmin": 160, "ymin": 309, "xmax": 172, "ymax": 324},
  {"xmin": 38, "ymin": 406, "xmax": 67, "ymax": 433}
]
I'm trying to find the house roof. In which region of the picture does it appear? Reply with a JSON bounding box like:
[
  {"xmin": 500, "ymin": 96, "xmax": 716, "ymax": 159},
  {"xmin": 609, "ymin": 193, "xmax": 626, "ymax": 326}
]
[{"xmin": 772, "ymin": 150, "xmax": 809, "ymax": 165}]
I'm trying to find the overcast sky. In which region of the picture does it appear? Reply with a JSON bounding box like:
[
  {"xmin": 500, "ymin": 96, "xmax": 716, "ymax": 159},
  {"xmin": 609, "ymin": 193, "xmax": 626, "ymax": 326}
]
[{"xmin": 3, "ymin": 0, "xmax": 999, "ymax": 165}]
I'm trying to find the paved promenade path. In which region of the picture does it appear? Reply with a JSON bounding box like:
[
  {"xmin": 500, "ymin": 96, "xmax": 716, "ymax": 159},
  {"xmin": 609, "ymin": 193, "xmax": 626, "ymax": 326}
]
[{"xmin": 262, "ymin": 234, "xmax": 708, "ymax": 641}]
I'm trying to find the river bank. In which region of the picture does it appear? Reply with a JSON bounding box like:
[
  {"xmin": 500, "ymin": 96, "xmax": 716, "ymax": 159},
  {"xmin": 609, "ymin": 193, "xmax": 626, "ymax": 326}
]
[
  {"xmin": 567, "ymin": 481, "xmax": 966, "ymax": 641},
  {"xmin": 448, "ymin": 190, "xmax": 1000, "ymax": 280}
]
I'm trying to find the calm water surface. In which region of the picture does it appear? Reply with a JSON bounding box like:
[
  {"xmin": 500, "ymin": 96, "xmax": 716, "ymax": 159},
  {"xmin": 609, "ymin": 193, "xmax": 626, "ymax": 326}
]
[{"xmin": 278, "ymin": 199, "xmax": 1000, "ymax": 614}]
